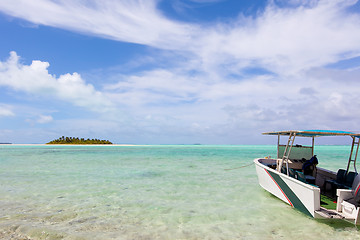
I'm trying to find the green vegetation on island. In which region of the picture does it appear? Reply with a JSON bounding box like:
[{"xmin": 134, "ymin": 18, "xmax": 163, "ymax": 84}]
[{"xmin": 47, "ymin": 136, "xmax": 113, "ymax": 145}]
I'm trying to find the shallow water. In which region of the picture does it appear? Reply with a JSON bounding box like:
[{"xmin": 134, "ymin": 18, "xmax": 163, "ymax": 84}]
[{"xmin": 0, "ymin": 145, "xmax": 359, "ymax": 239}]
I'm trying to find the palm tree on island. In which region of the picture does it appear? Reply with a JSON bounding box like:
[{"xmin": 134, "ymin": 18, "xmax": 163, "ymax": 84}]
[{"xmin": 47, "ymin": 136, "xmax": 112, "ymax": 144}]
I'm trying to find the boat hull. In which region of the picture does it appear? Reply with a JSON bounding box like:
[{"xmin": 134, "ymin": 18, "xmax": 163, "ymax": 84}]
[{"xmin": 254, "ymin": 158, "xmax": 321, "ymax": 217}]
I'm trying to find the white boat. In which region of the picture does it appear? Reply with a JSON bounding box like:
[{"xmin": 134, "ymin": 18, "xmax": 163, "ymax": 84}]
[{"xmin": 254, "ymin": 130, "xmax": 360, "ymax": 224}]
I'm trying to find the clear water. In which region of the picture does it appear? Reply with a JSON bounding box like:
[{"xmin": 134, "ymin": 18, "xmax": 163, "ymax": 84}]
[{"xmin": 0, "ymin": 145, "xmax": 359, "ymax": 239}]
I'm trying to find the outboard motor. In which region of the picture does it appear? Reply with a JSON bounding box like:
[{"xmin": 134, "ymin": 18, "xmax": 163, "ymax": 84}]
[{"xmin": 352, "ymin": 174, "xmax": 360, "ymax": 205}]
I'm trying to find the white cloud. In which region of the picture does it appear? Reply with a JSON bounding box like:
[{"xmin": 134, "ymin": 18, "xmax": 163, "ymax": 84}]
[
  {"xmin": 37, "ymin": 115, "xmax": 53, "ymax": 124},
  {"xmin": 0, "ymin": 51, "xmax": 113, "ymax": 112},
  {"xmin": 0, "ymin": 104, "xmax": 15, "ymax": 117},
  {"xmin": 105, "ymin": 69, "xmax": 206, "ymax": 106},
  {"xmin": 194, "ymin": 0, "xmax": 360, "ymax": 77}
]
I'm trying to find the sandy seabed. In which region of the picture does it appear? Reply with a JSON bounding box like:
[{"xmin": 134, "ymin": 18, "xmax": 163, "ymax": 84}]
[{"xmin": 0, "ymin": 230, "xmax": 32, "ymax": 240}]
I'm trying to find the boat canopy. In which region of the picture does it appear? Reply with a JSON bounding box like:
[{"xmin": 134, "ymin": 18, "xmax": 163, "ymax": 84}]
[
  {"xmin": 263, "ymin": 130, "xmax": 360, "ymax": 174},
  {"xmin": 263, "ymin": 130, "xmax": 360, "ymax": 138}
]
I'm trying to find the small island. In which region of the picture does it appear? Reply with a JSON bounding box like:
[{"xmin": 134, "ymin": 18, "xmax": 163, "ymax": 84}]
[{"xmin": 47, "ymin": 136, "xmax": 112, "ymax": 145}]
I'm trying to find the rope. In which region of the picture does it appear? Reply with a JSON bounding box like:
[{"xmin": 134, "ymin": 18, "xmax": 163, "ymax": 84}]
[{"xmin": 224, "ymin": 162, "xmax": 254, "ymax": 171}]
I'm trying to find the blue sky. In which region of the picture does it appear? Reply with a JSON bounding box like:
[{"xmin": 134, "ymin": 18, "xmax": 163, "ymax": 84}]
[{"xmin": 1, "ymin": 0, "xmax": 360, "ymax": 144}]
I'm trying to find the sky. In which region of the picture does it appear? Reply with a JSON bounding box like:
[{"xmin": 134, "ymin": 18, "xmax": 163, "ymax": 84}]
[{"xmin": 1, "ymin": 0, "xmax": 360, "ymax": 144}]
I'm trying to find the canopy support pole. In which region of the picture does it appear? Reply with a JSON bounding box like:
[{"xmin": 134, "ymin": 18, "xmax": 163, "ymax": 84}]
[
  {"xmin": 277, "ymin": 132, "xmax": 296, "ymax": 174},
  {"xmin": 347, "ymin": 136, "xmax": 359, "ymax": 173},
  {"xmin": 312, "ymin": 136, "xmax": 314, "ymax": 156}
]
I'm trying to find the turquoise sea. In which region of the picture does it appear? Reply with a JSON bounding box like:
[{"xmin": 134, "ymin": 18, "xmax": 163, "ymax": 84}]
[{"xmin": 0, "ymin": 145, "xmax": 359, "ymax": 239}]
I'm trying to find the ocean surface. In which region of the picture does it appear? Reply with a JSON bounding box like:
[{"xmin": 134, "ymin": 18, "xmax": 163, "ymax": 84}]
[{"xmin": 0, "ymin": 144, "xmax": 359, "ymax": 239}]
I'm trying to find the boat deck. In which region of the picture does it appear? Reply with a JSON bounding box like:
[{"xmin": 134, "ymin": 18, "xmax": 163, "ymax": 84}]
[
  {"xmin": 315, "ymin": 207, "xmax": 344, "ymax": 219},
  {"xmin": 320, "ymin": 194, "xmax": 337, "ymax": 210}
]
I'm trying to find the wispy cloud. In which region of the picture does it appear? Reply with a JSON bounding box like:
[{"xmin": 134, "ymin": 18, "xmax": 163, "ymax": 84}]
[
  {"xmin": 0, "ymin": 0, "xmax": 197, "ymax": 50},
  {"xmin": 1, "ymin": 0, "xmax": 359, "ymax": 75},
  {"xmin": 0, "ymin": 104, "xmax": 15, "ymax": 117},
  {"xmin": 193, "ymin": 0, "xmax": 360, "ymax": 77},
  {"xmin": 37, "ymin": 114, "xmax": 53, "ymax": 124}
]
